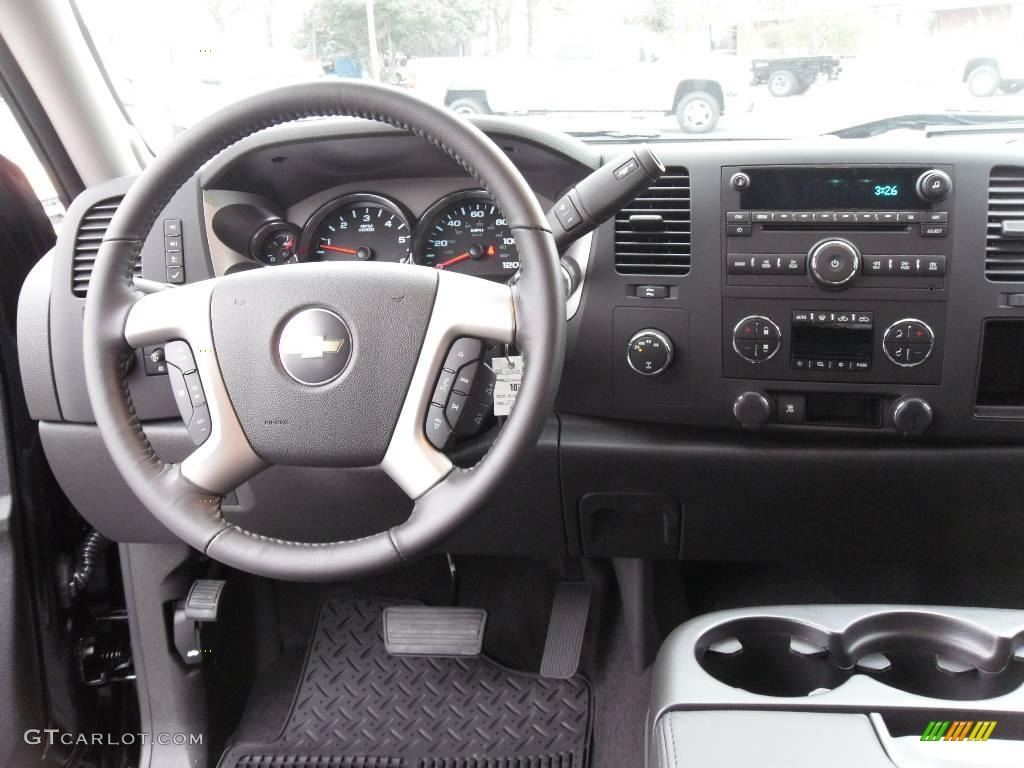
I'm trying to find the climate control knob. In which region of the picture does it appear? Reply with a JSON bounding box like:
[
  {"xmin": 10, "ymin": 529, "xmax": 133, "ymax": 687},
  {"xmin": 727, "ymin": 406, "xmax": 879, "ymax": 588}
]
[
  {"xmin": 883, "ymin": 318, "xmax": 935, "ymax": 367},
  {"xmin": 627, "ymin": 329, "xmax": 674, "ymax": 376},
  {"xmin": 732, "ymin": 315, "xmax": 781, "ymax": 363},
  {"xmin": 809, "ymin": 238, "xmax": 861, "ymax": 290}
]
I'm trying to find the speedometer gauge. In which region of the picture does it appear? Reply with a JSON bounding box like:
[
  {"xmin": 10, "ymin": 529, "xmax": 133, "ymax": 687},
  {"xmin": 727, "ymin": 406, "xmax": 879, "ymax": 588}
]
[
  {"xmin": 300, "ymin": 194, "xmax": 411, "ymax": 263},
  {"xmin": 415, "ymin": 192, "xmax": 519, "ymax": 281}
]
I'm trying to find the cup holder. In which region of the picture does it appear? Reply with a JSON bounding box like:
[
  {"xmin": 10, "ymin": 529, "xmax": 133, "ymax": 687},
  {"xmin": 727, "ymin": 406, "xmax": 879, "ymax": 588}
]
[{"xmin": 697, "ymin": 613, "xmax": 1024, "ymax": 701}]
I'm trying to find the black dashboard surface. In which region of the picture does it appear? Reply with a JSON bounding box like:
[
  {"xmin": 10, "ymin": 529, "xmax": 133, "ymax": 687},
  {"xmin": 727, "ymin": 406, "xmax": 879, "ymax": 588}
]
[{"xmin": 20, "ymin": 116, "xmax": 1024, "ymax": 560}]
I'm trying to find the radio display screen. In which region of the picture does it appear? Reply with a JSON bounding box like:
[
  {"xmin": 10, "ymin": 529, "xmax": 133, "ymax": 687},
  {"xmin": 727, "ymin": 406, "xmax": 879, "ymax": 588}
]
[
  {"xmin": 792, "ymin": 322, "xmax": 874, "ymax": 361},
  {"xmin": 740, "ymin": 167, "xmax": 924, "ymax": 210}
]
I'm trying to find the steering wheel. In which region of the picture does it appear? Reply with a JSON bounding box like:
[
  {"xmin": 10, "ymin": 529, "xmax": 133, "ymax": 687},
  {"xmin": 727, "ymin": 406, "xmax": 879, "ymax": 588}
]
[{"xmin": 82, "ymin": 81, "xmax": 564, "ymax": 582}]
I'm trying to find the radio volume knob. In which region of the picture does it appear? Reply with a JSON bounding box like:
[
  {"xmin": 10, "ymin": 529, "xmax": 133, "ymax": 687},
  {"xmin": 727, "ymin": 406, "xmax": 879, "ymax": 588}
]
[{"xmin": 809, "ymin": 238, "xmax": 860, "ymax": 290}]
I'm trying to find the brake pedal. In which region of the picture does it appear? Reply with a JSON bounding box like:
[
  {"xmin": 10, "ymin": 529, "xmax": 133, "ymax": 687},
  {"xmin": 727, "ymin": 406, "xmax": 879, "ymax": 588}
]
[
  {"xmin": 172, "ymin": 579, "xmax": 225, "ymax": 665},
  {"xmin": 541, "ymin": 581, "xmax": 592, "ymax": 679},
  {"xmin": 382, "ymin": 606, "xmax": 487, "ymax": 657}
]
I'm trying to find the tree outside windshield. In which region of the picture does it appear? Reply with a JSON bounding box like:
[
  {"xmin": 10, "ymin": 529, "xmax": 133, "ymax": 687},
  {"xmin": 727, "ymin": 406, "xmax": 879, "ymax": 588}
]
[{"xmin": 78, "ymin": 0, "xmax": 1024, "ymax": 147}]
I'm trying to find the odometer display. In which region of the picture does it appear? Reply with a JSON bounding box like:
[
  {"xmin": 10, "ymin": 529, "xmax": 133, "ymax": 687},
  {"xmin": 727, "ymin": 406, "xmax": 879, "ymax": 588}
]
[{"xmin": 417, "ymin": 193, "xmax": 518, "ymax": 281}]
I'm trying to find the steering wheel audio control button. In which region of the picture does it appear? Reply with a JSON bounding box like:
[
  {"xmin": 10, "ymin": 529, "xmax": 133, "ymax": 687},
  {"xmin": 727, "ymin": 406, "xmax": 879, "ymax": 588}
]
[
  {"xmin": 187, "ymin": 404, "xmax": 212, "ymax": 445},
  {"xmin": 184, "ymin": 372, "xmax": 206, "ymax": 407},
  {"xmin": 454, "ymin": 361, "xmax": 479, "ymax": 394},
  {"xmin": 444, "ymin": 338, "xmax": 482, "ymax": 372},
  {"xmin": 167, "ymin": 365, "xmax": 195, "ymax": 426},
  {"xmin": 446, "ymin": 392, "xmax": 467, "ymax": 429},
  {"xmin": 431, "ymin": 370, "xmax": 457, "ymax": 406},
  {"xmin": 164, "ymin": 340, "xmax": 197, "ymax": 374},
  {"xmin": 425, "ymin": 404, "xmax": 453, "ymax": 450}
]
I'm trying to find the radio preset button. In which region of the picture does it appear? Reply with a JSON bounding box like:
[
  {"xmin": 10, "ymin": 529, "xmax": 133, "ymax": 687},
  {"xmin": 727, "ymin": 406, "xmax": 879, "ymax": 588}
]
[
  {"xmin": 856, "ymin": 212, "xmax": 877, "ymax": 222},
  {"xmin": 836, "ymin": 212, "xmax": 857, "ymax": 224},
  {"xmin": 772, "ymin": 211, "xmax": 794, "ymax": 222},
  {"xmin": 813, "ymin": 212, "xmax": 836, "ymax": 223},
  {"xmin": 795, "ymin": 212, "xmax": 814, "ymax": 223}
]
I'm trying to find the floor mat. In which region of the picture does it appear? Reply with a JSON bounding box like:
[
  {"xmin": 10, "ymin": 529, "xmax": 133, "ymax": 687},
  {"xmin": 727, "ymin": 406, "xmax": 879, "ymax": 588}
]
[{"xmin": 219, "ymin": 597, "xmax": 592, "ymax": 768}]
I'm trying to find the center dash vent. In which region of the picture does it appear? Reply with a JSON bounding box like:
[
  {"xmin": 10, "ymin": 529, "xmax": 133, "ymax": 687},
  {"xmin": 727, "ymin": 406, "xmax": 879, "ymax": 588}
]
[
  {"xmin": 986, "ymin": 167, "xmax": 1024, "ymax": 282},
  {"xmin": 71, "ymin": 196, "xmax": 139, "ymax": 297},
  {"xmin": 614, "ymin": 167, "xmax": 691, "ymax": 275}
]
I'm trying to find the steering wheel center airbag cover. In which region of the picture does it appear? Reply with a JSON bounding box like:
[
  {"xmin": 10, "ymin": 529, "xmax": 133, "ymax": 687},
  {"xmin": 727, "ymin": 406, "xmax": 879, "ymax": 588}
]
[{"xmin": 210, "ymin": 261, "xmax": 437, "ymax": 466}]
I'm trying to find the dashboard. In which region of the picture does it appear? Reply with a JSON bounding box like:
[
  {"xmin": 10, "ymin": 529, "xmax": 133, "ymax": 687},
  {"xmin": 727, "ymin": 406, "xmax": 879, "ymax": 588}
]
[{"xmin": 19, "ymin": 115, "xmax": 1024, "ymax": 564}]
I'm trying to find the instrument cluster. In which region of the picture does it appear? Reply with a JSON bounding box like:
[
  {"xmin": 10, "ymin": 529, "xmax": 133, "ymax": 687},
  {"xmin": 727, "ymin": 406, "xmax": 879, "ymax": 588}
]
[{"xmin": 248, "ymin": 189, "xmax": 518, "ymax": 282}]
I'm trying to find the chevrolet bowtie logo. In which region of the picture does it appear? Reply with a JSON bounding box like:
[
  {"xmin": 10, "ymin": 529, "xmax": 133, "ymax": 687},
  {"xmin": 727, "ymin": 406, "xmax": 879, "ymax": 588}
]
[{"xmin": 280, "ymin": 334, "xmax": 346, "ymax": 359}]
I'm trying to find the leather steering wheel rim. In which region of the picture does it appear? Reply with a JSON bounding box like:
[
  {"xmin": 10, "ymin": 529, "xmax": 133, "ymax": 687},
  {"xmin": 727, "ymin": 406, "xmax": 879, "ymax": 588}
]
[{"xmin": 82, "ymin": 81, "xmax": 564, "ymax": 582}]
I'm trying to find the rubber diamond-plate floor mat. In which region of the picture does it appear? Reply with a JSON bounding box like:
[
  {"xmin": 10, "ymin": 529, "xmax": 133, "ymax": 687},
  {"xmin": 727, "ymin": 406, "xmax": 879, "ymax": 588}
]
[{"xmin": 218, "ymin": 597, "xmax": 592, "ymax": 768}]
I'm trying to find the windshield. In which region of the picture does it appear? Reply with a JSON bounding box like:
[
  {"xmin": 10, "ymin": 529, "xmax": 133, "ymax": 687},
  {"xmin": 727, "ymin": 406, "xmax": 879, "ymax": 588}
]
[{"xmin": 77, "ymin": 0, "xmax": 1024, "ymax": 146}]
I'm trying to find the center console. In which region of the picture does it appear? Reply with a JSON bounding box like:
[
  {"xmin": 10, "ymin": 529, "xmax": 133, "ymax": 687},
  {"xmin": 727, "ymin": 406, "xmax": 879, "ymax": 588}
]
[{"xmin": 648, "ymin": 605, "xmax": 1024, "ymax": 768}]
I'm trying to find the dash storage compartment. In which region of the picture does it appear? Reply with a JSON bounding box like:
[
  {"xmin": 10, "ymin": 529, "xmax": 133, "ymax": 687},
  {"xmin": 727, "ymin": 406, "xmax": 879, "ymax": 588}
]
[{"xmin": 696, "ymin": 612, "xmax": 1024, "ymax": 701}]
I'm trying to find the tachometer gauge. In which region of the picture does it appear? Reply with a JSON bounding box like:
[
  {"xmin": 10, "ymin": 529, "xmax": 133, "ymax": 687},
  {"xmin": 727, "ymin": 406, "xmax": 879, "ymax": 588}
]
[
  {"xmin": 301, "ymin": 194, "xmax": 411, "ymax": 263},
  {"xmin": 415, "ymin": 192, "xmax": 519, "ymax": 281}
]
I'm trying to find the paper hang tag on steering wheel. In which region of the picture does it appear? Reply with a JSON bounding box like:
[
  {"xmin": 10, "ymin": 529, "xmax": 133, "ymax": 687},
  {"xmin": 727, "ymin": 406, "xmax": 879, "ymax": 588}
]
[{"xmin": 492, "ymin": 355, "xmax": 524, "ymax": 416}]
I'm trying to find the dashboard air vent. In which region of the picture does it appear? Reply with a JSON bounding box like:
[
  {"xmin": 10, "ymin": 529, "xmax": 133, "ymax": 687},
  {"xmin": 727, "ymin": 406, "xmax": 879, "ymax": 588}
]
[
  {"xmin": 986, "ymin": 167, "xmax": 1024, "ymax": 282},
  {"xmin": 71, "ymin": 196, "xmax": 137, "ymax": 297},
  {"xmin": 614, "ymin": 167, "xmax": 691, "ymax": 275}
]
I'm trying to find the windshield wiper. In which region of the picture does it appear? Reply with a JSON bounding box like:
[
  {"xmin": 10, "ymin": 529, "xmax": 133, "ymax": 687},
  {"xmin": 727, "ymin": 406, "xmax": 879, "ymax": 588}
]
[
  {"xmin": 828, "ymin": 113, "xmax": 1024, "ymax": 139},
  {"xmin": 567, "ymin": 129, "xmax": 663, "ymax": 141}
]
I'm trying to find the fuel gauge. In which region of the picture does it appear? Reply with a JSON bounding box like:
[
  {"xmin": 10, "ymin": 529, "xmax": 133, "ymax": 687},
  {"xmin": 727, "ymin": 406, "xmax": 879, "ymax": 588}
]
[{"xmin": 251, "ymin": 222, "xmax": 300, "ymax": 265}]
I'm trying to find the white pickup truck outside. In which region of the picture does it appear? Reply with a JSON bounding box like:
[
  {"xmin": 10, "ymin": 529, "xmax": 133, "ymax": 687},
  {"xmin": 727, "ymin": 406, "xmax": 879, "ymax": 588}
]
[{"xmin": 407, "ymin": 49, "xmax": 747, "ymax": 134}]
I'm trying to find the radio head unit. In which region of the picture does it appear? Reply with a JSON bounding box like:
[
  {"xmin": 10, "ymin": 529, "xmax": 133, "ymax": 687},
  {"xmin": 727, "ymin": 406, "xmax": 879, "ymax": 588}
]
[
  {"xmin": 736, "ymin": 166, "xmax": 931, "ymax": 211},
  {"xmin": 722, "ymin": 164, "xmax": 953, "ymax": 291}
]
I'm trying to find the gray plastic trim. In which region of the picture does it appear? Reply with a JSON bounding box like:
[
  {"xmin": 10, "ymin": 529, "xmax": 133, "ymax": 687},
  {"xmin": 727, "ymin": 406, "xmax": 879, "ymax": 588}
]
[
  {"xmin": 123, "ymin": 279, "xmax": 267, "ymax": 494},
  {"xmin": 16, "ymin": 249, "xmax": 61, "ymax": 421},
  {"xmin": 654, "ymin": 710, "xmax": 895, "ymax": 768},
  {"xmin": 381, "ymin": 270, "xmax": 515, "ymax": 499},
  {"xmin": 563, "ymin": 232, "xmax": 593, "ymax": 321}
]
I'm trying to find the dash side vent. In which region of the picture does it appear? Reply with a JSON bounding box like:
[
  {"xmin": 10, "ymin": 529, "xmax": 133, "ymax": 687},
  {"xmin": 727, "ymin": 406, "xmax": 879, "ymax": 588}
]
[
  {"xmin": 614, "ymin": 167, "xmax": 691, "ymax": 276},
  {"xmin": 71, "ymin": 196, "xmax": 138, "ymax": 297},
  {"xmin": 986, "ymin": 167, "xmax": 1024, "ymax": 282}
]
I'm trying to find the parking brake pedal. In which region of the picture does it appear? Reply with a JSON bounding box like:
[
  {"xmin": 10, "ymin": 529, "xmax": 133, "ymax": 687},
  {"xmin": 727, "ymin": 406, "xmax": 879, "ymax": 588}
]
[
  {"xmin": 541, "ymin": 581, "xmax": 592, "ymax": 679},
  {"xmin": 382, "ymin": 606, "xmax": 487, "ymax": 657},
  {"xmin": 173, "ymin": 579, "xmax": 225, "ymax": 665}
]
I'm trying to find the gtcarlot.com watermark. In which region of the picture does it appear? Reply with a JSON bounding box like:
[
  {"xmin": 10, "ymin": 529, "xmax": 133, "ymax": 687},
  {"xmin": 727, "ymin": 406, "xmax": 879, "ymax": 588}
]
[{"xmin": 25, "ymin": 729, "xmax": 203, "ymax": 746}]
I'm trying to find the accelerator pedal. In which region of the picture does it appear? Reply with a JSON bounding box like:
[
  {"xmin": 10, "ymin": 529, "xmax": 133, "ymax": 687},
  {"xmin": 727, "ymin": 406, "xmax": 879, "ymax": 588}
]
[
  {"xmin": 541, "ymin": 581, "xmax": 593, "ymax": 679},
  {"xmin": 382, "ymin": 606, "xmax": 487, "ymax": 657}
]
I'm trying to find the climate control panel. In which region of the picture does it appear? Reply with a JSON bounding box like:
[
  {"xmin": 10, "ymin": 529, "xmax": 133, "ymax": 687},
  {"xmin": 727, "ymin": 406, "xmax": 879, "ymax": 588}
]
[{"xmin": 723, "ymin": 299, "xmax": 944, "ymax": 385}]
